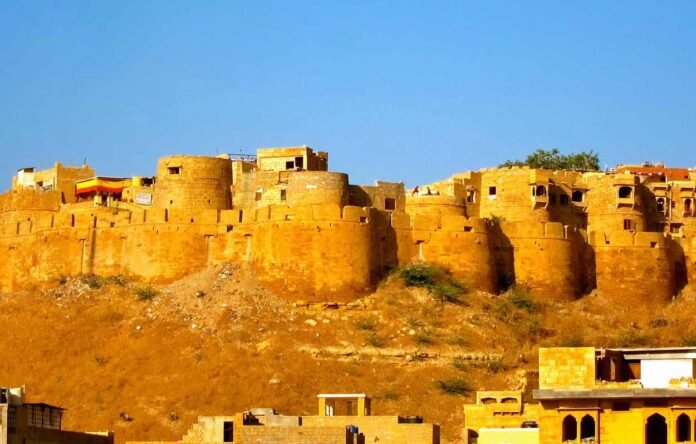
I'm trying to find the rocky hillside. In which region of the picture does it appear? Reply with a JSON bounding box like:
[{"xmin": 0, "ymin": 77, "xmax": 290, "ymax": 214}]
[{"xmin": 2, "ymin": 264, "xmax": 696, "ymax": 443}]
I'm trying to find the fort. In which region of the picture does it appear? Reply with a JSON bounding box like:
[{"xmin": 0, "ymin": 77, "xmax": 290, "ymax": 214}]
[{"xmin": 2, "ymin": 148, "xmax": 695, "ymax": 304}]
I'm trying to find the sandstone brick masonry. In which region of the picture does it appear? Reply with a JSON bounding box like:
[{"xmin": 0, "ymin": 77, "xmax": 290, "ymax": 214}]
[{"xmin": 2, "ymin": 150, "xmax": 696, "ymax": 304}]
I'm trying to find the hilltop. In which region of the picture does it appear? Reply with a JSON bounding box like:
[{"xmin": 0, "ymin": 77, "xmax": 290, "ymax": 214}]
[{"xmin": 3, "ymin": 266, "xmax": 696, "ymax": 443}]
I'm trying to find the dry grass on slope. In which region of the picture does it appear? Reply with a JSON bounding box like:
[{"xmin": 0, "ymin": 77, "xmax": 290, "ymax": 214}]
[{"xmin": 2, "ymin": 264, "xmax": 696, "ymax": 444}]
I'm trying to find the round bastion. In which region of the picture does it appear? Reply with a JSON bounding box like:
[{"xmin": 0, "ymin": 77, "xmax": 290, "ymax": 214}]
[{"xmin": 153, "ymin": 155, "xmax": 232, "ymax": 210}]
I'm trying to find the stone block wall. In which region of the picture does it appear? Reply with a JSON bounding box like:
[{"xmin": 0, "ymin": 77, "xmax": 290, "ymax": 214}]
[{"xmin": 538, "ymin": 347, "xmax": 596, "ymax": 390}]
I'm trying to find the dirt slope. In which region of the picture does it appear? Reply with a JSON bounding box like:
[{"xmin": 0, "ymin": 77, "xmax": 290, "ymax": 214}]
[{"xmin": 2, "ymin": 265, "xmax": 696, "ymax": 443}]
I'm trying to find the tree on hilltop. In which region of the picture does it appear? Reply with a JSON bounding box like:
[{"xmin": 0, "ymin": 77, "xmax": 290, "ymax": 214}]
[{"xmin": 500, "ymin": 148, "xmax": 600, "ymax": 171}]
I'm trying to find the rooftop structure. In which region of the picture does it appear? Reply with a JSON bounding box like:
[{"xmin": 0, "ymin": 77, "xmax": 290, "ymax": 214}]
[
  {"xmin": 0, "ymin": 386, "xmax": 113, "ymax": 444},
  {"xmin": 126, "ymin": 393, "xmax": 439, "ymax": 444},
  {"xmin": 464, "ymin": 346, "xmax": 696, "ymax": 444}
]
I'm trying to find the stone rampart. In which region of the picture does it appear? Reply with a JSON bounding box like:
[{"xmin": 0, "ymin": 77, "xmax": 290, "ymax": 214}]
[
  {"xmin": 153, "ymin": 155, "xmax": 232, "ymax": 210},
  {"xmin": 589, "ymin": 230, "xmax": 675, "ymax": 304},
  {"xmin": 499, "ymin": 221, "xmax": 580, "ymax": 301}
]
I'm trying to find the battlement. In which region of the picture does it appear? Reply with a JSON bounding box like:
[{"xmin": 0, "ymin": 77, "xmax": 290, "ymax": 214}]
[{"xmin": 3, "ymin": 151, "xmax": 696, "ymax": 305}]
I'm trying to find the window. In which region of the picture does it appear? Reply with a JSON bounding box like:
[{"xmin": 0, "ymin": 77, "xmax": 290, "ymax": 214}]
[
  {"xmin": 223, "ymin": 421, "xmax": 234, "ymax": 442},
  {"xmin": 677, "ymin": 413, "xmax": 690, "ymax": 442},
  {"xmin": 560, "ymin": 194, "xmax": 569, "ymax": 206},
  {"xmin": 572, "ymin": 190, "xmax": 584, "ymax": 202},
  {"xmin": 685, "ymin": 198, "xmax": 692, "ymax": 213},
  {"xmin": 618, "ymin": 186, "xmax": 633, "ymax": 199},
  {"xmin": 580, "ymin": 415, "xmax": 595, "ymax": 440},
  {"xmin": 285, "ymin": 160, "xmax": 295, "ymax": 170},
  {"xmin": 8, "ymin": 406, "xmax": 16, "ymax": 432},
  {"xmin": 562, "ymin": 415, "xmax": 578, "ymax": 441},
  {"xmin": 488, "ymin": 186, "xmax": 497, "ymax": 196},
  {"xmin": 466, "ymin": 190, "xmax": 476, "ymax": 204},
  {"xmin": 385, "ymin": 198, "xmax": 396, "ymax": 211},
  {"xmin": 295, "ymin": 156, "xmax": 304, "ymax": 169},
  {"xmin": 535, "ymin": 185, "xmax": 546, "ymax": 197},
  {"xmin": 280, "ymin": 190, "xmax": 287, "ymax": 201},
  {"xmin": 623, "ymin": 219, "xmax": 635, "ymax": 231},
  {"xmin": 671, "ymin": 223, "xmax": 682, "ymax": 234},
  {"xmin": 167, "ymin": 166, "xmax": 181, "ymax": 175},
  {"xmin": 657, "ymin": 198, "xmax": 666, "ymax": 214}
]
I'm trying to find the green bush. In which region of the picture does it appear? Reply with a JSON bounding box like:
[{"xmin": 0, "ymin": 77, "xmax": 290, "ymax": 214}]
[
  {"xmin": 400, "ymin": 263, "xmax": 468, "ymax": 304},
  {"xmin": 81, "ymin": 274, "xmax": 104, "ymax": 290},
  {"xmin": 452, "ymin": 356, "xmax": 469, "ymax": 371},
  {"xmin": 400, "ymin": 263, "xmax": 438, "ymax": 287},
  {"xmin": 355, "ymin": 317, "xmax": 378, "ymax": 332},
  {"xmin": 414, "ymin": 332, "xmax": 435, "ymax": 345},
  {"xmin": 508, "ymin": 285, "xmax": 537, "ymax": 313},
  {"xmin": 434, "ymin": 378, "xmax": 470, "ymax": 396},
  {"xmin": 616, "ymin": 330, "xmax": 650, "ymax": 347},
  {"xmin": 560, "ymin": 334, "xmax": 585, "ymax": 347},
  {"xmin": 683, "ymin": 335, "xmax": 696, "ymax": 347},
  {"xmin": 135, "ymin": 286, "xmax": 158, "ymax": 301},
  {"xmin": 105, "ymin": 275, "xmax": 129, "ymax": 286},
  {"xmin": 366, "ymin": 334, "xmax": 384, "ymax": 348}
]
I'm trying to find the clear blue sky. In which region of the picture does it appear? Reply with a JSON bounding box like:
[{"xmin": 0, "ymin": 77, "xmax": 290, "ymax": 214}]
[{"xmin": 1, "ymin": 1, "xmax": 695, "ymax": 189}]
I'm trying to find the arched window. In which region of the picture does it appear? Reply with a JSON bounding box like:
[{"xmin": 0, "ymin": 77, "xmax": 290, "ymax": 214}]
[
  {"xmin": 685, "ymin": 198, "xmax": 692, "ymax": 213},
  {"xmin": 501, "ymin": 397, "xmax": 518, "ymax": 404},
  {"xmin": 618, "ymin": 186, "xmax": 633, "ymax": 199},
  {"xmin": 657, "ymin": 198, "xmax": 666, "ymax": 214},
  {"xmin": 563, "ymin": 415, "xmax": 578, "ymax": 441},
  {"xmin": 480, "ymin": 397, "xmax": 496, "ymax": 404},
  {"xmin": 677, "ymin": 413, "xmax": 690, "ymax": 442},
  {"xmin": 646, "ymin": 413, "xmax": 668, "ymax": 444},
  {"xmin": 580, "ymin": 415, "xmax": 595, "ymax": 440}
]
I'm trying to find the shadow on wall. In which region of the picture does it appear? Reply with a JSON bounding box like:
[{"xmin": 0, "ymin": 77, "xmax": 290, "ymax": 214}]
[{"xmin": 488, "ymin": 220, "xmax": 515, "ymax": 292}]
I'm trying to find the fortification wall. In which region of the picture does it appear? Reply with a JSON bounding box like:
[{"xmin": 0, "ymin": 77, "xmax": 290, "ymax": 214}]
[
  {"xmin": 589, "ymin": 230, "xmax": 674, "ymax": 305},
  {"xmin": 390, "ymin": 213, "xmax": 497, "ymax": 293},
  {"xmin": 153, "ymin": 155, "xmax": 232, "ymax": 210},
  {"xmin": 404, "ymin": 195, "xmax": 467, "ymax": 218},
  {"xmin": 249, "ymin": 204, "xmax": 376, "ymax": 302},
  {"xmin": 286, "ymin": 172, "xmax": 349, "ymax": 207},
  {"xmin": 499, "ymin": 222, "xmax": 580, "ymax": 301}
]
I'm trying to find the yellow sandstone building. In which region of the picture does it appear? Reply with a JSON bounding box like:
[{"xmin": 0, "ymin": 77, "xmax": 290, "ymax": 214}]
[
  {"xmin": 2, "ymin": 147, "xmax": 696, "ymax": 306},
  {"xmin": 465, "ymin": 346, "xmax": 696, "ymax": 444},
  {"xmin": 127, "ymin": 393, "xmax": 439, "ymax": 444}
]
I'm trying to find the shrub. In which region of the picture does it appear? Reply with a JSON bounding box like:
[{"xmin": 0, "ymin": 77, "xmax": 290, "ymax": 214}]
[
  {"xmin": 400, "ymin": 263, "xmax": 468, "ymax": 304},
  {"xmin": 649, "ymin": 318, "xmax": 669, "ymax": 328},
  {"xmin": 376, "ymin": 390, "xmax": 400, "ymax": 401},
  {"xmin": 405, "ymin": 316, "xmax": 423, "ymax": 328},
  {"xmin": 560, "ymin": 334, "xmax": 584, "ymax": 347},
  {"xmin": 355, "ymin": 317, "xmax": 378, "ymax": 332},
  {"xmin": 106, "ymin": 275, "xmax": 129, "ymax": 286},
  {"xmin": 452, "ymin": 356, "xmax": 469, "ymax": 371},
  {"xmin": 434, "ymin": 378, "xmax": 470, "ymax": 395},
  {"xmin": 82, "ymin": 274, "xmax": 104, "ymax": 290},
  {"xmin": 484, "ymin": 358, "xmax": 508, "ymax": 374},
  {"xmin": 414, "ymin": 332, "xmax": 435, "ymax": 345},
  {"xmin": 431, "ymin": 281, "xmax": 469, "ymax": 304},
  {"xmin": 616, "ymin": 330, "xmax": 650, "ymax": 347},
  {"xmin": 400, "ymin": 263, "xmax": 438, "ymax": 287},
  {"xmin": 492, "ymin": 298, "xmax": 516, "ymax": 321},
  {"xmin": 58, "ymin": 275, "xmax": 69, "ymax": 285},
  {"xmin": 508, "ymin": 285, "xmax": 537, "ymax": 313},
  {"xmin": 366, "ymin": 334, "xmax": 384, "ymax": 348},
  {"xmin": 445, "ymin": 334, "xmax": 467, "ymax": 346},
  {"xmin": 135, "ymin": 286, "xmax": 158, "ymax": 301},
  {"xmin": 683, "ymin": 335, "xmax": 696, "ymax": 347},
  {"xmin": 94, "ymin": 354, "xmax": 108, "ymax": 366}
]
